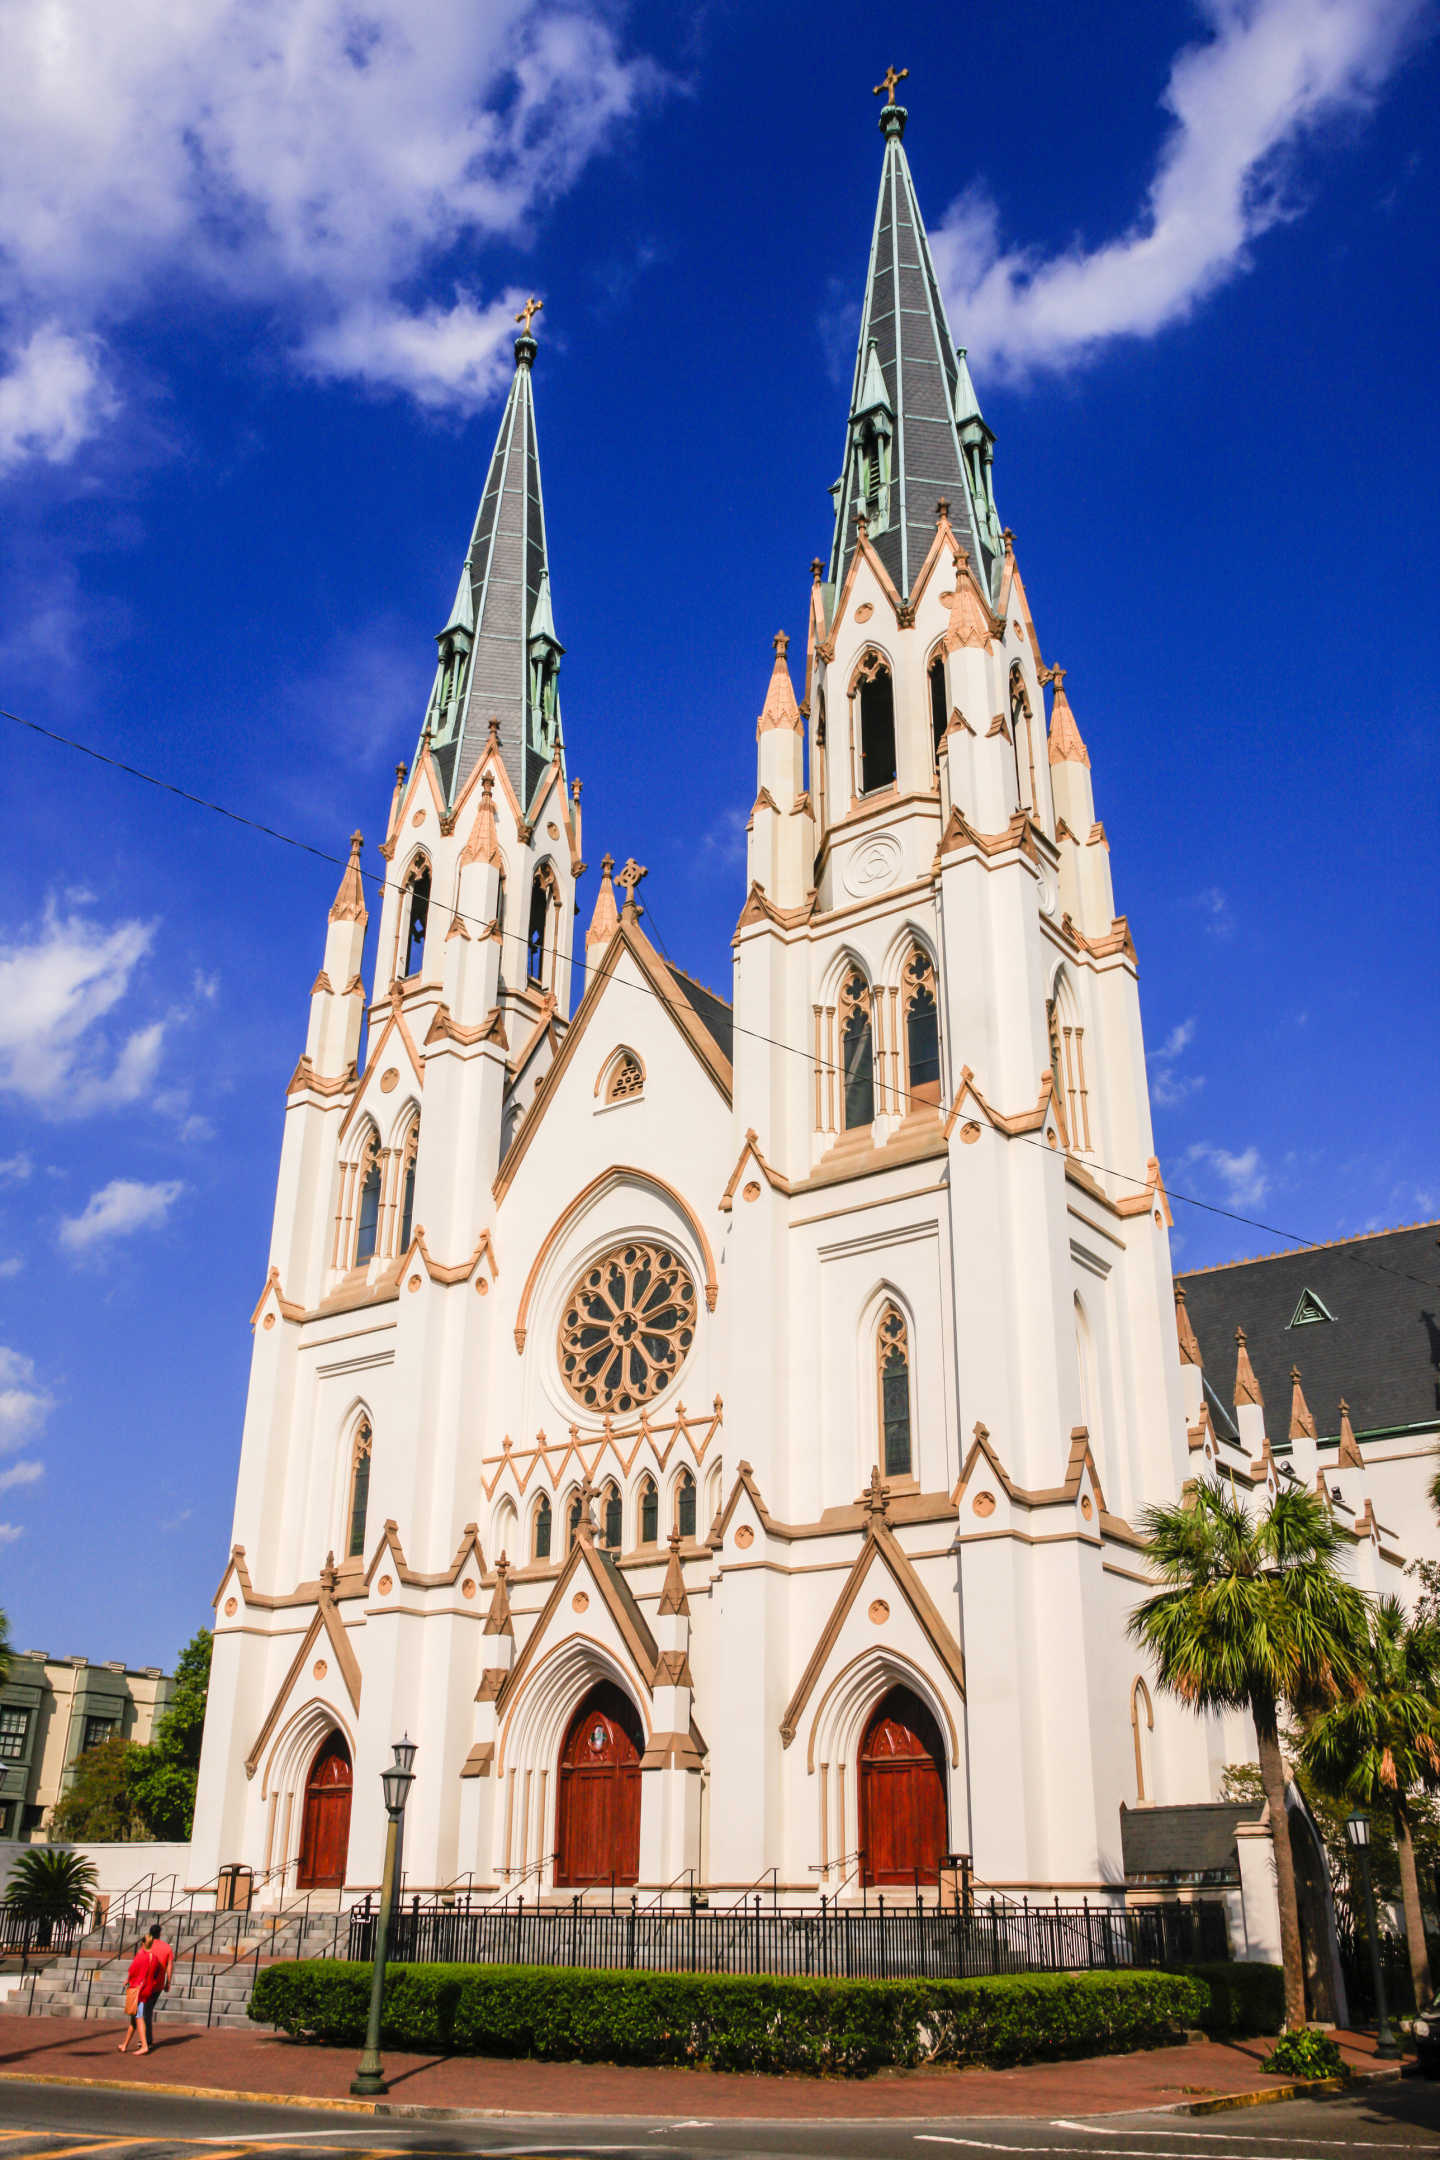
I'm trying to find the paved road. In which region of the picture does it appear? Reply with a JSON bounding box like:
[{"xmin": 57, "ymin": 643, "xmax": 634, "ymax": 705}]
[{"xmin": 0, "ymin": 2078, "xmax": 1438, "ymax": 2160}]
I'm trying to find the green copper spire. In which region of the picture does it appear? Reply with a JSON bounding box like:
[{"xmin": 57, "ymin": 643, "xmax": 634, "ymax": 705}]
[
  {"xmin": 828, "ymin": 91, "xmax": 999, "ymax": 601},
  {"xmin": 422, "ymin": 309, "xmax": 564, "ymax": 810}
]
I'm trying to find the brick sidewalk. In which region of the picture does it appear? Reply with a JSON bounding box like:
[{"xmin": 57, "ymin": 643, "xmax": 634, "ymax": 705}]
[{"xmin": 0, "ymin": 2013, "xmax": 1401, "ymax": 2122}]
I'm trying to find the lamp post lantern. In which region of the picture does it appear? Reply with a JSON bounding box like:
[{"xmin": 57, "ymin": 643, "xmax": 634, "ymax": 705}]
[
  {"xmin": 387, "ymin": 1735, "xmax": 416, "ymax": 1930},
  {"xmin": 1345, "ymin": 1811, "xmax": 1401, "ymax": 2060},
  {"xmin": 350, "ymin": 1740, "xmax": 417, "ymax": 2097}
]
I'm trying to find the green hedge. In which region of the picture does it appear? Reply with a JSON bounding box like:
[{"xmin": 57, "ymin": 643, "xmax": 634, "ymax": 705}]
[
  {"xmin": 1184, "ymin": 1960, "xmax": 1285, "ymax": 2038},
  {"xmin": 250, "ymin": 1960, "xmax": 1262, "ymax": 2075}
]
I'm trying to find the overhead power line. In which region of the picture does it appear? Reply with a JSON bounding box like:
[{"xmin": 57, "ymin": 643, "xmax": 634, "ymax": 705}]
[{"xmin": 4, "ymin": 699, "xmax": 1437, "ymax": 1297}]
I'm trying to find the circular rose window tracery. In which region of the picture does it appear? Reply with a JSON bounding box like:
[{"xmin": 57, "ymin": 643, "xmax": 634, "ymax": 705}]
[{"xmin": 557, "ymin": 1241, "xmax": 697, "ymax": 1414}]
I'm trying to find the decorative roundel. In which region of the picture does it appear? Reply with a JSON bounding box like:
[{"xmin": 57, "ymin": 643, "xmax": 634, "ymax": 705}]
[{"xmin": 557, "ymin": 1240, "xmax": 697, "ymax": 1414}]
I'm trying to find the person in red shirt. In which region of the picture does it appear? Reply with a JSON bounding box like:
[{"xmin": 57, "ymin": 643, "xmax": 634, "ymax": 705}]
[
  {"xmin": 145, "ymin": 1927, "xmax": 174, "ymax": 2047},
  {"xmin": 119, "ymin": 1935, "xmax": 158, "ymax": 2055}
]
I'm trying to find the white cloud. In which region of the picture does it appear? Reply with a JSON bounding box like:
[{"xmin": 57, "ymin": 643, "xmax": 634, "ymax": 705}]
[
  {"xmin": 0, "ymin": 901, "xmax": 163, "ymax": 1116},
  {"xmin": 0, "ymin": 1524, "xmax": 22, "ymax": 1546},
  {"xmin": 1189, "ymin": 886, "xmax": 1236, "ymax": 939},
  {"xmin": 0, "ymin": 1154, "xmax": 32, "ymax": 1182},
  {"xmin": 932, "ymin": 0, "xmax": 1426, "ymax": 376},
  {"xmin": 1149, "ymin": 1016, "xmax": 1205, "ymax": 1107},
  {"xmin": 1185, "ymin": 1141, "xmax": 1271, "ymax": 1209},
  {"xmin": 0, "ymin": 1345, "xmax": 54, "ymax": 1453},
  {"xmin": 0, "ymin": 324, "xmax": 117, "ymax": 475},
  {"xmin": 59, "ymin": 1177, "xmax": 185, "ymax": 1254},
  {"xmin": 0, "ymin": 1259, "xmax": 22, "ymax": 1280},
  {"xmin": 0, "ymin": 1459, "xmax": 43, "ymax": 1494},
  {"xmin": 0, "ymin": 0, "xmax": 664, "ymax": 468}
]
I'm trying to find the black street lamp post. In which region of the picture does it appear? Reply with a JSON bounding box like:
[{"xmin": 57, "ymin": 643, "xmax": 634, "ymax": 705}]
[
  {"xmin": 1346, "ymin": 1811, "xmax": 1401, "ymax": 2060},
  {"xmin": 351, "ymin": 1739, "xmax": 417, "ymax": 2098}
]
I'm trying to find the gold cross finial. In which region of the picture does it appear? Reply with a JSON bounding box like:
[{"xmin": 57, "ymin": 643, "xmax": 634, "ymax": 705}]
[
  {"xmin": 515, "ymin": 295, "xmax": 543, "ymax": 337},
  {"xmin": 873, "ymin": 65, "xmax": 908, "ymax": 104}
]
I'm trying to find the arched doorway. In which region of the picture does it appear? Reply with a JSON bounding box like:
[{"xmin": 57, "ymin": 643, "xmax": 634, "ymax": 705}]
[
  {"xmin": 554, "ymin": 1681, "xmax": 643, "ymax": 1889},
  {"xmin": 296, "ymin": 1731, "xmax": 353, "ymax": 1890},
  {"xmin": 859, "ymin": 1685, "xmax": 947, "ymax": 1888}
]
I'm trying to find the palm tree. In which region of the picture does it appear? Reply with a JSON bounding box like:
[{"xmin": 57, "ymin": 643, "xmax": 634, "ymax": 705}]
[
  {"xmin": 1303, "ymin": 1594, "xmax": 1440, "ymax": 2010},
  {"xmin": 3, "ymin": 1847, "xmax": 98, "ymax": 1946},
  {"xmin": 1129, "ymin": 1476, "xmax": 1369, "ymax": 2030}
]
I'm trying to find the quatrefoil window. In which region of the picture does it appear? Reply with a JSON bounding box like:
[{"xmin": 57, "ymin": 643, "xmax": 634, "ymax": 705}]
[{"xmin": 557, "ymin": 1242, "xmax": 697, "ymax": 1414}]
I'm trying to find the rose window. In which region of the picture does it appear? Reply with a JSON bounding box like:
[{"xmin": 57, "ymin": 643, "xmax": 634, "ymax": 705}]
[{"xmin": 557, "ymin": 1241, "xmax": 697, "ymax": 1414}]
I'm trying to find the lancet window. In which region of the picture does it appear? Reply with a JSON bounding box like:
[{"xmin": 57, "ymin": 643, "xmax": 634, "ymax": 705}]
[
  {"xmin": 638, "ymin": 1476, "xmax": 658, "ymax": 1546},
  {"xmin": 532, "ymin": 1493, "xmax": 552, "ymax": 1563},
  {"xmin": 436, "ymin": 638, "xmax": 469, "ymax": 733},
  {"xmin": 346, "ymin": 1420, "xmax": 372, "ymax": 1560},
  {"xmin": 856, "ymin": 417, "xmax": 891, "ymax": 527},
  {"xmin": 401, "ymin": 860, "xmax": 431, "ymax": 979},
  {"xmin": 601, "ymin": 1481, "xmax": 623, "ymax": 1552},
  {"xmin": 1009, "ymin": 666, "xmax": 1035, "ymax": 811},
  {"xmin": 527, "ymin": 863, "xmax": 560, "ymax": 988},
  {"xmin": 353, "ymin": 1132, "xmax": 381, "ymax": 1265},
  {"xmin": 877, "ymin": 1305, "xmax": 913, "ymax": 1478},
  {"xmin": 566, "ymin": 1488, "xmax": 583, "ymax": 1552},
  {"xmin": 928, "ymin": 651, "xmax": 948, "ymax": 761},
  {"xmin": 853, "ymin": 650, "xmax": 896, "ymax": 794},
  {"xmin": 398, "ymin": 1119, "xmax": 419, "ymax": 1252},
  {"xmin": 1047, "ymin": 976, "xmax": 1092, "ymax": 1151},
  {"xmin": 840, "ymin": 971, "xmax": 875, "ymax": 1130},
  {"xmin": 903, "ymin": 947, "xmax": 941, "ymax": 1106},
  {"xmin": 675, "ymin": 1469, "xmax": 696, "ymax": 1542}
]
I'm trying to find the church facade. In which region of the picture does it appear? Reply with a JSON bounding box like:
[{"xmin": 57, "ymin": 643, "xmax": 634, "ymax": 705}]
[{"xmin": 190, "ymin": 95, "xmax": 1401, "ymax": 1911}]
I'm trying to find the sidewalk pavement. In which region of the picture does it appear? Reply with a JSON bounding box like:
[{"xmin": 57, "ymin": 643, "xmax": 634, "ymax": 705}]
[{"xmin": 0, "ymin": 2013, "xmax": 1406, "ymax": 2122}]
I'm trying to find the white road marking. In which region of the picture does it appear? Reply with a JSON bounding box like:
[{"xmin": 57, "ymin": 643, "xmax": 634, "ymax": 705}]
[{"xmin": 1049, "ymin": 2127, "xmax": 1409, "ymax": 2149}]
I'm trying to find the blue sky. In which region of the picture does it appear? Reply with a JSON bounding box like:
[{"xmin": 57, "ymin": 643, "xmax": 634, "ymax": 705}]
[{"xmin": 0, "ymin": 0, "xmax": 1436, "ymax": 1666}]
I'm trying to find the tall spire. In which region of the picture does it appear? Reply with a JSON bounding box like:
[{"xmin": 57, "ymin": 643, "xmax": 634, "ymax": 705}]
[
  {"xmin": 421, "ymin": 310, "xmax": 564, "ymax": 813},
  {"xmin": 828, "ymin": 81, "xmax": 997, "ymax": 603}
]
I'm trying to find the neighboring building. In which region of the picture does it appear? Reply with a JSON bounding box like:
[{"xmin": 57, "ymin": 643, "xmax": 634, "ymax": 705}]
[
  {"xmin": 0, "ymin": 1654, "xmax": 174, "ymax": 1840},
  {"xmin": 1176, "ymin": 1222, "xmax": 1440, "ymax": 1568},
  {"xmin": 187, "ymin": 91, "xmax": 1426, "ymax": 1912}
]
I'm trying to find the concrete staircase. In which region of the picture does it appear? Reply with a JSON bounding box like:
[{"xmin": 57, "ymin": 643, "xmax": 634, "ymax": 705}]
[{"xmin": 22, "ymin": 1907, "xmax": 352, "ymax": 2030}]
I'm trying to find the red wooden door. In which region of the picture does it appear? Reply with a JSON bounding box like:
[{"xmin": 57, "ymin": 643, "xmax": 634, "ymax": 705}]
[
  {"xmin": 859, "ymin": 1686, "xmax": 947, "ymax": 1887},
  {"xmin": 554, "ymin": 1682, "xmax": 643, "ymax": 1888},
  {"xmin": 296, "ymin": 1731, "xmax": 353, "ymax": 1889}
]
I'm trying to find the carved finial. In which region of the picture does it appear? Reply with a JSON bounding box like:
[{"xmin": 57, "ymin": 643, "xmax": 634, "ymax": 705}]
[
  {"xmin": 1337, "ymin": 1398, "xmax": 1364, "ymax": 1470},
  {"xmin": 329, "ymin": 831, "xmax": 367, "ymax": 923},
  {"xmin": 485, "ymin": 715, "xmax": 501, "ymax": 748},
  {"xmin": 659, "ymin": 1525, "xmax": 690, "ymax": 1615},
  {"xmin": 773, "ymin": 630, "xmax": 789, "ymax": 659},
  {"xmin": 856, "ymin": 506, "xmax": 869, "ymax": 537},
  {"xmin": 1002, "ymin": 527, "xmax": 1015, "ymax": 552},
  {"xmin": 515, "ymin": 295, "xmax": 543, "ymax": 338},
  {"xmin": 571, "ymin": 778, "xmax": 582, "ymax": 802},
  {"xmin": 936, "ymin": 498, "xmax": 950, "ymax": 526},
  {"xmin": 811, "ymin": 556, "xmax": 823, "ymax": 584},
  {"xmin": 586, "ymin": 853, "xmax": 620, "ymax": 952},
  {"xmin": 861, "ymin": 1464, "xmax": 890, "ymax": 1521},
  {"xmin": 873, "ymin": 63, "xmax": 908, "ymax": 104},
  {"xmin": 320, "ymin": 1550, "xmax": 338, "ymax": 1592},
  {"xmin": 394, "ymin": 762, "xmax": 407, "ymax": 787},
  {"xmin": 617, "ymin": 858, "xmax": 647, "ymax": 919},
  {"xmin": 1234, "ymin": 1326, "xmax": 1263, "ymax": 1409}
]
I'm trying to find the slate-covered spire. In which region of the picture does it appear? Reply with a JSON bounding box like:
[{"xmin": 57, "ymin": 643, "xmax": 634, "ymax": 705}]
[
  {"xmin": 828, "ymin": 92, "xmax": 998, "ymax": 603},
  {"xmin": 421, "ymin": 307, "xmax": 564, "ymax": 812}
]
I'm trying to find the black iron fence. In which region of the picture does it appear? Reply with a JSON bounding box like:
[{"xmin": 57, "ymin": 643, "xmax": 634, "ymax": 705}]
[
  {"xmin": 348, "ymin": 1892, "xmax": 1228, "ymax": 1980},
  {"xmin": 0, "ymin": 1909, "xmax": 81, "ymax": 1959}
]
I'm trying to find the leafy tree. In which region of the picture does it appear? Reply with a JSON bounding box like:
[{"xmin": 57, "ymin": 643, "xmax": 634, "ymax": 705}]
[
  {"xmin": 1129, "ymin": 1477, "xmax": 1368, "ymax": 2030},
  {"xmin": 127, "ymin": 1629, "xmax": 211, "ymax": 1840},
  {"xmin": 1302, "ymin": 1594, "xmax": 1440, "ymax": 2009},
  {"xmin": 3, "ymin": 1846, "xmax": 98, "ymax": 1943},
  {"xmin": 49, "ymin": 1735, "xmax": 144, "ymax": 1841}
]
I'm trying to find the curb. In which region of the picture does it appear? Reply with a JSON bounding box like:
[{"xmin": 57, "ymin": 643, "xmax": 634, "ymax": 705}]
[{"xmin": 1179, "ymin": 2063, "xmax": 1403, "ymax": 2115}]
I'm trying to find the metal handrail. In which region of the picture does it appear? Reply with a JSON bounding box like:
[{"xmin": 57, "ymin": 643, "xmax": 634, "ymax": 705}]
[
  {"xmin": 488, "ymin": 1849, "xmax": 555, "ymax": 1910},
  {"xmin": 719, "ymin": 1864, "xmax": 779, "ymax": 1916},
  {"xmin": 641, "ymin": 1865, "xmax": 696, "ymax": 1913}
]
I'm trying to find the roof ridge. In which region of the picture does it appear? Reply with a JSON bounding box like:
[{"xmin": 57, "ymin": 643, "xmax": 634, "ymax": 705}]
[
  {"xmin": 666, "ymin": 960, "xmax": 733, "ymax": 1009},
  {"xmin": 1177, "ymin": 1219, "xmax": 1440, "ymax": 1277}
]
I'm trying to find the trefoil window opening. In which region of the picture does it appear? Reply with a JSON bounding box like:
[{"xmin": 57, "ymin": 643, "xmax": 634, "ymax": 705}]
[
  {"xmin": 855, "ymin": 651, "xmax": 896, "ymax": 794},
  {"xmin": 840, "ymin": 971, "xmax": 874, "ymax": 1130},
  {"xmin": 347, "ymin": 1421, "xmax": 372, "ymax": 1560},
  {"xmin": 403, "ymin": 865, "xmax": 431, "ymax": 978},
  {"xmin": 354, "ymin": 1136, "xmax": 381, "ymax": 1264},
  {"xmin": 903, "ymin": 947, "xmax": 941, "ymax": 1106},
  {"xmin": 878, "ymin": 1305, "xmax": 913, "ymax": 1478}
]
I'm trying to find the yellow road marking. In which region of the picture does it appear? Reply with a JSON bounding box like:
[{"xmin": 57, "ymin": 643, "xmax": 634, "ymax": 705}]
[{"xmin": 19, "ymin": 2143, "xmax": 148, "ymax": 2159}]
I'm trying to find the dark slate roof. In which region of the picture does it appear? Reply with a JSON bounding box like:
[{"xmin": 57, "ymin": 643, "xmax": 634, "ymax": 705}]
[
  {"xmin": 665, "ymin": 965, "xmax": 733, "ymax": 1065},
  {"xmin": 1178, "ymin": 1223, "xmax": 1440, "ymax": 1445},
  {"xmin": 827, "ymin": 107, "xmax": 993, "ymax": 603},
  {"xmin": 426, "ymin": 335, "xmax": 562, "ymax": 813},
  {"xmin": 1120, "ymin": 1800, "xmax": 1262, "ymax": 1885}
]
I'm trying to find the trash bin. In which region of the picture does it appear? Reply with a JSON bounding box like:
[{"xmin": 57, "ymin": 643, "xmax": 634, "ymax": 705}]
[{"xmin": 216, "ymin": 1864, "xmax": 254, "ymax": 1912}]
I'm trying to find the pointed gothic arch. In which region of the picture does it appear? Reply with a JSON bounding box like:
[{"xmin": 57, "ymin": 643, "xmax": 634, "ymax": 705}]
[
  {"xmin": 295, "ymin": 1727, "xmax": 353, "ymax": 1890},
  {"xmin": 492, "ymin": 1492, "xmax": 519, "ymax": 1563},
  {"xmin": 636, "ymin": 1473, "xmax": 658, "ymax": 1547},
  {"xmin": 343, "ymin": 1413, "xmax": 373, "ymax": 1561},
  {"xmin": 926, "ymin": 641, "xmax": 948, "ymax": 764},
  {"xmin": 1046, "ymin": 966, "xmax": 1091, "ymax": 1152},
  {"xmin": 597, "ymin": 1046, "xmax": 645, "ymax": 1104},
  {"xmin": 531, "ymin": 1491, "xmax": 553, "ymax": 1563},
  {"xmin": 672, "ymin": 1465, "xmax": 696, "ymax": 1542},
  {"xmin": 599, "ymin": 1479, "xmax": 623, "ymax": 1551},
  {"xmin": 876, "ymin": 1302, "xmax": 914, "ymax": 1479},
  {"xmin": 399, "ymin": 852, "xmax": 432, "ymax": 981},
  {"xmin": 901, "ymin": 943, "xmax": 941, "ymax": 1108},
  {"xmin": 839, "ymin": 967, "xmax": 875, "ymax": 1130},
  {"xmin": 527, "ymin": 860, "xmax": 561, "ymax": 989},
  {"xmin": 350, "ymin": 1123, "xmax": 382, "ymax": 1266},
  {"xmin": 395, "ymin": 1112, "xmax": 420, "ymax": 1253},
  {"xmin": 1008, "ymin": 664, "xmax": 1034, "ymax": 810},
  {"xmin": 1130, "ymin": 1675, "xmax": 1155, "ymax": 1804},
  {"xmin": 849, "ymin": 646, "xmax": 896, "ymax": 795},
  {"xmin": 859, "ymin": 1685, "xmax": 948, "ymax": 1887}
]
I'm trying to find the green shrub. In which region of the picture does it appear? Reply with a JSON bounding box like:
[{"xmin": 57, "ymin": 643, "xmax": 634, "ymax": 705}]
[
  {"xmin": 1263, "ymin": 2026, "xmax": 1346, "ymax": 2080},
  {"xmin": 252, "ymin": 1961, "xmax": 1219, "ymax": 2075},
  {"xmin": 1184, "ymin": 1961, "xmax": 1284, "ymax": 2037}
]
